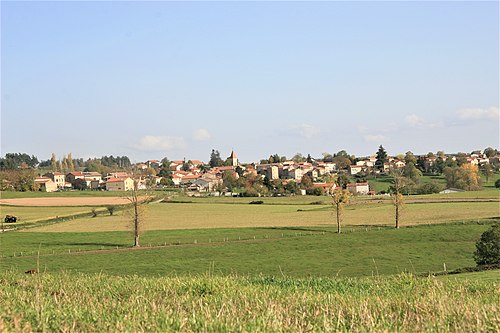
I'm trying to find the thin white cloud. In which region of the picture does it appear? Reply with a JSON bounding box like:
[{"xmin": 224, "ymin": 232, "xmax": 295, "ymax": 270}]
[
  {"xmin": 364, "ymin": 134, "xmax": 387, "ymax": 143},
  {"xmin": 405, "ymin": 114, "xmax": 442, "ymax": 129},
  {"xmin": 292, "ymin": 124, "xmax": 321, "ymax": 139},
  {"xmin": 192, "ymin": 128, "xmax": 211, "ymax": 141},
  {"xmin": 133, "ymin": 135, "xmax": 187, "ymax": 152},
  {"xmin": 457, "ymin": 107, "xmax": 499, "ymax": 120},
  {"xmin": 405, "ymin": 114, "xmax": 424, "ymax": 127}
]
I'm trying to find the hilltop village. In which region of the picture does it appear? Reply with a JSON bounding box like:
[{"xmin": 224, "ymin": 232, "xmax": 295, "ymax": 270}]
[{"xmin": 3, "ymin": 146, "xmax": 493, "ymax": 197}]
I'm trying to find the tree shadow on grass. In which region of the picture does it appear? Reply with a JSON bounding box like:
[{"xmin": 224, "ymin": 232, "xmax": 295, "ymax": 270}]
[
  {"xmin": 47, "ymin": 242, "xmax": 125, "ymax": 247},
  {"xmin": 264, "ymin": 226, "xmax": 330, "ymax": 233}
]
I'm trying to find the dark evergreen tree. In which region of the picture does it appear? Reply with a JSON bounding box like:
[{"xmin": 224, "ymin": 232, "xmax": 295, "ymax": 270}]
[{"xmin": 375, "ymin": 145, "xmax": 388, "ymax": 170}]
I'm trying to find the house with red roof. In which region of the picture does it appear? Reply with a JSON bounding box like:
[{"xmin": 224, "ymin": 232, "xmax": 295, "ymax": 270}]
[
  {"xmin": 34, "ymin": 176, "xmax": 57, "ymax": 192},
  {"xmin": 105, "ymin": 177, "xmax": 134, "ymax": 191}
]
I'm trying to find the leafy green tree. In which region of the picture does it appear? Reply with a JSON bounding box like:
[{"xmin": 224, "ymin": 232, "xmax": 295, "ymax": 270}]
[
  {"xmin": 434, "ymin": 157, "xmax": 446, "ymax": 174},
  {"xmin": 73, "ymin": 178, "xmax": 88, "ymax": 190},
  {"xmin": 292, "ymin": 153, "xmax": 306, "ymax": 163},
  {"xmin": 416, "ymin": 181, "xmax": 444, "ymax": 194},
  {"xmin": 484, "ymin": 147, "xmax": 497, "ymax": 158},
  {"xmin": 284, "ymin": 180, "xmax": 299, "ymax": 194},
  {"xmin": 300, "ymin": 175, "xmax": 313, "ymax": 190},
  {"xmin": 0, "ymin": 153, "xmax": 39, "ymax": 169},
  {"xmin": 402, "ymin": 162, "xmax": 422, "ymax": 184},
  {"xmin": 443, "ymin": 165, "xmax": 482, "ymax": 191},
  {"xmin": 404, "ymin": 151, "xmax": 417, "ymax": 165},
  {"xmin": 474, "ymin": 224, "xmax": 499, "ymax": 265},
  {"xmin": 336, "ymin": 174, "xmax": 350, "ymax": 189},
  {"xmin": 375, "ymin": 145, "xmax": 388, "ymax": 170},
  {"xmin": 306, "ymin": 154, "xmax": 313, "ymax": 163},
  {"xmin": 222, "ymin": 170, "xmax": 238, "ymax": 192},
  {"xmin": 333, "ymin": 156, "xmax": 351, "ymax": 170},
  {"xmin": 322, "ymin": 153, "xmax": 334, "ymax": 162},
  {"xmin": 159, "ymin": 177, "xmax": 173, "ymax": 186},
  {"xmin": 144, "ymin": 167, "xmax": 157, "ymax": 177},
  {"xmin": 480, "ymin": 164, "xmax": 494, "ymax": 183}
]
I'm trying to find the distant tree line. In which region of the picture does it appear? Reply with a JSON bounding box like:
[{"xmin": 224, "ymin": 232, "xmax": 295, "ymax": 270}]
[{"xmin": 0, "ymin": 153, "xmax": 38, "ymax": 170}]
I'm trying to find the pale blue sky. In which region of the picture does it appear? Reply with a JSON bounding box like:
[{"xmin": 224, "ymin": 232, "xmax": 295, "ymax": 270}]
[{"xmin": 1, "ymin": 1, "xmax": 498, "ymax": 163}]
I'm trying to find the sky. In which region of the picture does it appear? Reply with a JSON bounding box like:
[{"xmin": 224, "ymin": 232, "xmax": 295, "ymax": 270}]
[{"xmin": 1, "ymin": 1, "xmax": 499, "ymax": 164}]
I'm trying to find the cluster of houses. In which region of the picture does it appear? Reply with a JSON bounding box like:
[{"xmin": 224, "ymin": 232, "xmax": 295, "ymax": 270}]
[
  {"xmin": 34, "ymin": 171, "xmax": 137, "ymax": 193},
  {"xmin": 34, "ymin": 150, "xmax": 497, "ymax": 195}
]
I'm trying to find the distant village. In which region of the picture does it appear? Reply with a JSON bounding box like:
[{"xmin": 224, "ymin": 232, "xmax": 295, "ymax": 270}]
[{"xmin": 19, "ymin": 147, "xmax": 498, "ymax": 197}]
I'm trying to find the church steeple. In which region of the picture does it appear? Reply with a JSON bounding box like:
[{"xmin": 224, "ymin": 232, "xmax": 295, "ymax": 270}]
[{"xmin": 229, "ymin": 150, "xmax": 238, "ymax": 166}]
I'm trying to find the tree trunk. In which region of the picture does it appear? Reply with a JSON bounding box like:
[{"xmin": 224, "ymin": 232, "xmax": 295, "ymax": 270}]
[
  {"xmin": 395, "ymin": 196, "xmax": 399, "ymax": 229},
  {"xmin": 133, "ymin": 201, "xmax": 140, "ymax": 247},
  {"xmin": 336, "ymin": 205, "xmax": 341, "ymax": 234}
]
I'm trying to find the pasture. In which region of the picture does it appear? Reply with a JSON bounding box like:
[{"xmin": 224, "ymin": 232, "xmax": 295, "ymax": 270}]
[
  {"xmin": 24, "ymin": 200, "xmax": 500, "ymax": 232},
  {"xmin": 1, "ymin": 222, "xmax": 496, "ymax": 277},
  {"xmin": 0, "ymin": 206, "xmax": 104, "ymax": 225}
]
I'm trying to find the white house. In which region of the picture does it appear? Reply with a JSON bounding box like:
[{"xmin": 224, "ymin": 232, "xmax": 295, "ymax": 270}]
[{"xmin": 347, "ymin": 182, "xmax": 370, "ymax": 195}]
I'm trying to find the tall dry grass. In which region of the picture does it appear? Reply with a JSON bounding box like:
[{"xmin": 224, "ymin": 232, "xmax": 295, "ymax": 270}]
[{"xmin": 0, "ymin": 272, "xmax": 498, "ymax": 332}]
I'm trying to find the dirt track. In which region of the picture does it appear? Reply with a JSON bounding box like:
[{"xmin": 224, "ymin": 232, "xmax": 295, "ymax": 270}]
[{"xmin": 0, "ymin": 197, "xmax": 135, "ymax": 207}]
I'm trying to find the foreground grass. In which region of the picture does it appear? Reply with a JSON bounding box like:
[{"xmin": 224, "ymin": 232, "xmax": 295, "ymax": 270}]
[
  {"xmin": 1, "ymin": 222, "xmax": 495, "ymax": 277},
  {"xmin": 0, "ymin": 272, "xmax": 497, "ymax": 332}
]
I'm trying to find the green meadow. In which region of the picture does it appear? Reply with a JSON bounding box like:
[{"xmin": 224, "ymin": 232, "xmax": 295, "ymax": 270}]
[
  {"xmin": 0, "ymin": 191, "xmax": 498, "ymax": 332},
  {"xmin": 1, "ymin": 222, "xmax": 496, "ymax": 277}
]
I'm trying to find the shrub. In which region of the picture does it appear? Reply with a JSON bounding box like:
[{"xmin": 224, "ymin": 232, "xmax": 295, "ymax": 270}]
[
  {"xmin": 106, "ymin": 206, "xmax": 116, "ymax": 216},
  {"xmin": 474, "ymin": 224, "xmax": 500, "ymax": 266},
  {"xmin": 249, "ymin": 200, "xmax": 264, "ymax": 205},
  {"xmin": 306, "ymin": 187, "xmax": 324, "ymax": 196},
  {"xmin": 495, "ymin": 179, "xmax": 500, "ymax": 189}
]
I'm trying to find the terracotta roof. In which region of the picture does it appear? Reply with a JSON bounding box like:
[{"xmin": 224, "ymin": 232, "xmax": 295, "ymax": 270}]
[
  {"xmin": 182, "ymin": 175, "xmax": 201, "ymax": 179},
  {"xmin": 347, "ymin": 182, "xmax": 369, "ymax": 187},
  {"xmin": 45, "ymin": 172, "xmax": 64, "ymax": 176},
  {"xmin": 313, "ymin": 183, "xmax": 336, "ymax": 188},
  {"xmin": 68, "ymin": 172, "xmax": 84, "ymax": 176},
  {"xmin": 35, "ymin": 177, "xmax": 52, "ymax": 183},
  {"xmin": 106, "ymin": 177, "xmax": 130, "ymax": 183}
]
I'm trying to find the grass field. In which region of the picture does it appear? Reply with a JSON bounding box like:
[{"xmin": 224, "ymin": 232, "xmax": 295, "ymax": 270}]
[
  {"xmin": 0, "ymin": 272, "xmax": 497, "ymax": 332},
  {"xmin": 1, "ymin": 222, "xmax": 496, "ymax": 277},
  {"xmin": 0, "ymin": 191, "xmax": 498, "ymax": 332},
  {"xmin": 23, "ymin": 200, "xmax": 499, "ymax": 232},
  {"xmin": 0, "ymin": 206, "xmax": 105, "ymax": 225},
  {"xmin": 0, "ymin": 189, "xmax": 178, "ymax": 199}
]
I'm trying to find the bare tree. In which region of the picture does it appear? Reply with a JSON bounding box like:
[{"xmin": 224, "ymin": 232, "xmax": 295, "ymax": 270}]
[
  {"xmin": 391, "ymin": 169, "xmax": 407, "ymax": 229},
  {"xmin": 126, "ymin": 177, "xmax": 146, "ymax": 247},
  {"xmin": 331, "ymin": 188, "xmax": 351, "ymax": 234}
]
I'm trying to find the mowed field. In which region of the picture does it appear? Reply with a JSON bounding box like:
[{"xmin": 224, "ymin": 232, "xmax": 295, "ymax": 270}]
[
  {"xmin": 26, "ymin": 200, "xmax": 500, "ymax": 232},
  {"xmin": 0, "ymin": 196, "xmax": 141, "ymax": 206}
]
